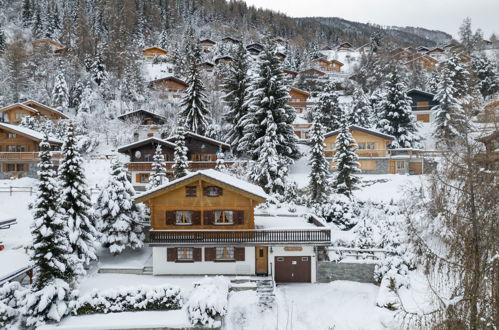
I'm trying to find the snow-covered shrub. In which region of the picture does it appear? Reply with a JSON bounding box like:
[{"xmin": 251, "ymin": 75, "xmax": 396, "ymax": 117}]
[
  {"xmin": 187, "ymin": 277, "xmax": 229, "ymax": 327},
  {"xmin": 314, "ymin": 194, "xmax": 359, "ymax": 230},
  {"xmin": 376, "ymin": 276, "xmax": 401, "ymax": 310},
  {"xmin": 72, "ymin": 285, "xmax": 182, "ymax": 315},
  {"xmin": 0, "ymin": 282, "xmax": 27, "ymax": 328}
]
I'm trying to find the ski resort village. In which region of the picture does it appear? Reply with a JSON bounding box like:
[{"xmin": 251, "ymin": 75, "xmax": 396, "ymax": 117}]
[{"xmin": 0, "ymin": 0, "xmax": 497, "ymax": 329}]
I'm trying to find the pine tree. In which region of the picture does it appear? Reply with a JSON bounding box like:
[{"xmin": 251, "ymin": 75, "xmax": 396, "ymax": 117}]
[
  {"xmin": 33, "ymin": 8, "xmax": 43, "ymax": 39},
  {"xmin": 146, "ymin": 145, "xmax": 167, "ymax": 190},
  {"xmin": 59, "ymin": 122, "xmax": 97, "ymax": 273},
  {"xmin": 239, "ymin": 38, "xmax": 299, "ymax": 164},
  {"xmin": 222, "ymin": 43, "xmax": 251, "ymax": 155},
  {"xmin": 354, "ymin": 218, "xmax": 375, "ymax": 249},
  {"xmin": 22, "ymin": 0, "xmax": 32, "ymax": 28},
  {"xmin": 172, "ymin": 126, "xmax": 189, "ymax": 179},
  {"xmin": 52, "ymin": 72, "xmax": 68, "ymax": 110},
  {"xmin": 215, "ymin": 149, "xmax": 226, "ymax": 171},
  {"xmin": 0, "ymin": 27, "xmax": 5, "ymax": 52},
  {"xmin": 348, "ymin": 87, "xmax": 372, "ymax": 127},
  {"xmin": 376, "ymin": 65, "xmax": 420, "ymax": 148},
  {"xmin": 471, "ymin": 55, "xmax": 498, "ymax": 97},
  {"xmin": 23, "ymin": 136, "xmax": 74, "ymax": 327},
  {"xmin": 333, "ymin": 119, "xmax": 360, "ymax": 196},
  {"xmin": 179, "ymin": 50, "xmax": 210, "ymax": 134},
  {"xmin": 91, "ymin": 47, "xmax": 107, "ymax": 87},
  {"xmin": 445, "ymin": 53, "xmax": 470, "ymax": 99},
  {"xmin": 432, "ymin": 68, "xmax": 467, "ymax": 143},
  {"xmin": 313, "ymin": 80, "xmax": 343, "ymax": 131},
  {"xmin": 307, "ymin": 118, "xmax": 331, "ymax": 204},
  {"xmin": 95, "ymin": 160, "xmax": 145, "ymax": 255}
]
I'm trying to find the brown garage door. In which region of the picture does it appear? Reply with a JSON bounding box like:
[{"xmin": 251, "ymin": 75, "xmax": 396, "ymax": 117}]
[{"xmin": 275, "ymin": 256, "xmax": 311, "ymax": 283}]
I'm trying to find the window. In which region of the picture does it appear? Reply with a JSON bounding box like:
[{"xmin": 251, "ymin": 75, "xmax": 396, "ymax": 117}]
[
  {"xmin": 6, "ymin": 164, "xmax": 15, "ymax": 171},
  {"xmin": 177, "ymin": 248, "xmax": 193, "ymax": 260},
  {"xmin": 204, "ymin": 186, "xmax": 222, "ymax": 197},
  {"xmin": 16, "ymin": 164, "xmax": 24, "ymax": 171},
  {"xmin": 7, "ymin": 145, "xmax": 16, "ymax": 152},
  {"xmin": 8, "ymin": 133, "xmax": 16, "ymax": 139},
  {"xmin": 139, "ymin": 173, "xmax": 150, "ymax": 183},
  {"xmin": 15, "ymin": 113, "xmax": 26, "ymax": 120},
  {"xmin": 17, "ymin": 145, "xmax": 25, "ymax": 152},
  {"xmin": 214, "ymin": 210, "xmax": 233, "ymax": 224},
  {"xmin": 396, "ymin": 161, "xmax": 406, "ymax": 170},
  {"xmin": 358, "ymin": 142, "xmax": 375, "ymax": 150},
  {"xmin": 176, "ymin": 211, "xmax": 192, "ymax": 224},
  {"xmin": 144, "ymin": 154, "xmax": 152, "ymax": 161},
  {"xmin": 216, "ymin": 247, "xmax": 234, "ymax": 260},
  {"xmin": 185, "ymin": 186, "xmax": 197, "ymax": 197},
  {"xmin": 1, "ymin": 113, "xmax": 8, "ymax": 123}
]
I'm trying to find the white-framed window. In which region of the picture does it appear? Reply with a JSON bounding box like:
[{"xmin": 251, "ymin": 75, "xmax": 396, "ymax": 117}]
[
  {"xmin": 204, "ymin": 186, "xmax": 222, "ymax": 197},
  {"xmin": 216, "ymin": 247, "xmax": 234, "ymax": 260},
  {"xmin": 358, "ymin": 142, "xmax": 375, "ymax": 150},
  {"xmin": 214, "ymin": 210, "xmax": 234, "ymax": 224},
  {"xmin": 7, "ymin": 145, "xmax": 16, "ymax": 152},
  {"xmin": 176, "ymin": 211, "xmax": 193, "ymax": 224},
  {"xmin": 138, "ymin": 173, "xmax": 150, "ymax": 183},
  {"xmin": 177, "ymin": 247, "xmax": 193, "ymax": 260},
  {"xmin": 396, "ymin": 161, "xmax": 406, "ymax": 170},
  {"xmin": 15, "ymin": 113, "xmax": 26, "ymax": 120},
  {"xmin": 8, "ymin": 133, "xmax": 16, "ymax": 139}
]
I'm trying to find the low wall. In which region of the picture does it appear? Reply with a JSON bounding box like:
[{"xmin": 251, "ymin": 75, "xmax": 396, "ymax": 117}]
[{"xmin": 316, "ymin": 261, "xmax": 376, "ymax": 284}]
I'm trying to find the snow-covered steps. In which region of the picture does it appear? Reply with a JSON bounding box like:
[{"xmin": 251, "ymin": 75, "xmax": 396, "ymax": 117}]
[{"xmin": 256, "ymin": 279, "xmax": 276, "ymax": 309}]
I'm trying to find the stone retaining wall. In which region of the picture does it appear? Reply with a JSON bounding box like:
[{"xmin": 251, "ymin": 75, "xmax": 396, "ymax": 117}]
[{"xmin": 316, "ymin": 262, "xmax": 376, "ymax": 284}]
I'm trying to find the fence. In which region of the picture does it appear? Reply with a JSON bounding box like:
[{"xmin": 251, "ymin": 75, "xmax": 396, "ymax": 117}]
[{"xmin": 0, "ymin": 186, "xmax": 101, "ymax": 196}]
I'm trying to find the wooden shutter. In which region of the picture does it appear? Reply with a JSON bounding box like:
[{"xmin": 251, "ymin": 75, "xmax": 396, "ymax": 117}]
[
  {"xmin": 204, "ymin": 210, "xmax": 215, "ymax": 225},
  {"xmin": 234, "ymin": 247, "xmax": 245, "ymax": 261},
  {"xmin": 192, "ymin": 211, "xmax": 201, "ymax": 225},
  {"xmin": 135, "ymin": 173, "xmax": 141, "ymax": 183},
  {"xmin": 205, "ymin": 247, "xmax": 216, "ymax": 261},
  {"xmin": 234, "ymin": 211, "xmax": 244, "ymax": 225},
  {"xmin": 193, "ymin": 248, "xmax": 202, "ymax": 261},
  {"xmin": 165, "ymin": 211, "xmax": 176, "ymax": 225},
  {"xmin": 167, "ymin": 248, "xmax": 177, "ymax": 261}
]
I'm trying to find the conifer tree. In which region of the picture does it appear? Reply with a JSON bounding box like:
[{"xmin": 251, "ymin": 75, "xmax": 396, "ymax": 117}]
[
  {"xmin": 22, "ymin": 0, "xmax": 32, "ymax": 27},
  {"xmin": 471, "ymin": 55, "xmax": 498, "ymax": 97},
  {"xmin": 146, "ymin": 145, "xmax": 167, "ymax": 190},
  {"xmin": 348, "ymin": 87, "xmax": 372, "ymax": 127},
  {"xmin": 33, "ymin": 8, "xmax": 43, "ymax": 38},
  {"xmin": 0, "ymin": 27, "xmax": 5, "ymax": 52},
  {"xmin": 354, "ymin": 219, "xmax": 375, "ymax": 249},
  {"xmin": 95, "ymin": 160, "xmax": 145, "ymax": 255},
  {"xmin": 307, "ymin": 118, "xmax": 331, "ymax": 204},
  {"xmin": 23, "ymin": 136, "xmax": 74, "ymax": 327},
  {"xmin": 445, "ymin": 53, "xmax": 470, "ymax": 99},
  {"xmin": 376, "ymin": 65, "xmax": 420, "ymax": 148},
  {"xmin": 239, "ymin": 38, "xmax": 299, "ymax": 163},
  {"xmin": 332, "ymin": 119, "xmax": 360, "ymax": 196},
  {"xmin": 215, "ymin": 149, "xmax": 225, "ymax": 171},
  {"xmin": 222, "ymin": 43, "xmax": 251, "ymax": 155},
  {"xmin": 52, "ymin": 72, "xmax": 69, "ymax": 110},
  {"xmin": 179, "ymin": 50, "xmax": 210, "ymax": 135},
  {"xmin": 91, "ymin": 47, "xmax": 107, "ymax": 87},
  {"xmin": 313, "ymin": 80, "xmax": 343, "ymax": 131},
  {"xmin": 172, "ymin": 126, "xmax": 189, "ymax": 179},
  {"xmin": 59, "ymin": 122, "xmax": 97, "ymax": 273}
]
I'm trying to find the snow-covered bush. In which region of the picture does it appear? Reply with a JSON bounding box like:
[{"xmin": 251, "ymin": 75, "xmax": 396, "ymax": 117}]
[
  {"xmin": 0, "ymin": 282, "xmax": 27, "ymax": 328},
  {"xmin": 376, "ymin": 276, "xmax": 401, "ymax": 310},
  {"xmin": 72, "ymin": 285, "xmax": 182, "ymax": 315},
  {"xmin": 187, "ymin": 277, "xmax": 229, "ymax": 327},
  {"xmin": 314, "ymin": 194, "xmax": 359, "ymax": 230}
]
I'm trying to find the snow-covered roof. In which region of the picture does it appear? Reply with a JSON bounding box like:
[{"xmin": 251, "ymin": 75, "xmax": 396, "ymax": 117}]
[
  {"xmin": 165, "ymin": 131, "xmax": 230, "ymax": 149},
  {"xmin": 135, "ymin": 169, "xmax": 268, "ymax": 202},
  {"xmin": 0, "ymin": 250, "xmax": 31, "ymax": 286},
  {"xmin": 406, "ymin": 89, "xmax": 436, "ymax": 98},
  {"xmin": 0, "ymin": 103, "xmax": 38, "ymax": 114},
  {"xmin": 325, "ymin": 125, "xmax": 395, "ymax": 141},
  {"xmin": 148, "ymin": 76, "xmax": 188, "ymax": 87},
  {"xmin": 117, "ymin": 109, "xmax": 167, "ymax": 123},
  {"xmin": 0, "ymin": 214, "xmax": 16, "ymax": 229},
  {"xmin": 22, "ymin": 100, "xmax": 70, "ymax": 119},
  {"xmin": 0, "ymin": 123, "xmax": 62, "ymax": 144},
  {"xmin": 255, "ymin": 215, "xmax": 320, "ymax": 229},
  {"xmin": 117, "ymin": 137, "xmax": 176, "ymax": 153}
]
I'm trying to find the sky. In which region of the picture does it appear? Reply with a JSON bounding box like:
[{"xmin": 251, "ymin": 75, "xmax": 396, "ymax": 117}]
[{"xmin": 242, "ymin": 0, "xmax": 498, "ymax": 39}]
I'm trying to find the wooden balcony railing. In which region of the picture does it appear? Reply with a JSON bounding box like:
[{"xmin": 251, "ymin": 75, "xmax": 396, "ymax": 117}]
[
  {"xmin": 127, "ymin": 161, "xmax": 247, "ymax": 172},
  {"xmin": 0, "ymin": 152, "xmax": 63, "ymax": 161},
  {"xmin": 149, "ymin": 229, "xmax": 331, "ymax": 246}
]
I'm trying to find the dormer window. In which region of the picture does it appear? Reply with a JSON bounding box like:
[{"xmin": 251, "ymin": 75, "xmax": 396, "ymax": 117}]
[
  {"xmin": 204, "ymin": 186, "xmax": 222, "ymax": 197},
  {"xmin": 185, "ymin": 186, "xmax": 197, "ymax": 197}
]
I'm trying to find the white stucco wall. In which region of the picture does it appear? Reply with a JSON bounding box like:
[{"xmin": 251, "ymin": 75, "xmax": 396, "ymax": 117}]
[
  {"xmin": 152, "ymin": 247, "xmax": 255, "ymax": 275},
  {"xmin": 268, "ymin": 246, "xmax": 317, "ymax": 283}
]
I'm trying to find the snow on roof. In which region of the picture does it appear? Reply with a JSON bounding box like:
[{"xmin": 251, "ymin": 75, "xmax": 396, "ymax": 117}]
[
  {"xmin": 165, "ymin": 131, "xmax": 230, "ymax": 149},
  {"xmin": 325, "ymin": 125, "xmax": 395, "ymax": 141},
  {"xmin": 255, "ymin": 215, "xmax": 319, "ymax": 229},
  {"xmin": 0, "ymin": 103, "xmax": 38, "ymax": 114},
  {"xmin": 22, "ymin": 100, "xmax": 69, "ymax": 119},
  {"xmin": 148, "ymin": 76, "xmax": 188, "ymax": 87},
  {"xmin": 117, "ymin": 137, "xmax": 176, "ymax": 153},
  {"xmin": 117, "ymin": 109, "xmax": 167, "ymax": 121},
  {"xmin": 406, "ymin": 89, "xmax": 436, "ymax": 98},
  {"xmin": 0, "ymin": 250, "xmax": 31, "ymax": 285},
  {"xmin": 135, "ymin": 169, "xmax": 268, "ymax": 201},
  {"xmin": 0, "ymin": 123, "xmax": 62, "ymax": 144}
]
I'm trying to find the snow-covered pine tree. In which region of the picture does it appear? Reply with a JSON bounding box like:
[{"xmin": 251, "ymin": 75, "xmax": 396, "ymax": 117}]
[
  {"xmin": 348, "ymin": 87, "xmax": 372, "ymax": 127},
  {"xmin": 427, "ymin": 68, "xmax": 441, "ymax": 94},
  {"xmin": 376, "ymin": 65, "xmax": 421, "ymax": 148},
  {"xmin": 222, "ymin": 43, "xmax": 251, "ymax": 155},
  {"xmin": 21, "ymin": 0, "xmax": 32, "ymax": 27},
  {"xmin": 332, "ymin": 119, "xmax": 360, "ymax": 196},
  {"xmin": 179, "ymin": 43, "xmax": 210, "ymax": 135},
  {"xmin": 52, "ymin": 72, "xmax": 69, "ymax": 110},
  {"xmin": 249, "ymin": 110, "xmax": 288, "ymax": 195},
  {"xmin": 23, "ymin": 136, "xmax": 74, "ymax": 327},
  {"xmin": 445, "ymin": 53, "xmax": 470, "ymax": 99},
  {"xmin": 59, "ymin": 121, "xmax": 97, "ymax": 274},
  {"xmin": 91, "ymin": 46, "xmax": 107, "ymax": 87},
  {"xmin": 471, "ymin": 55, "xmax": 498, "ymax": 97},
  {"xmin": 239, "ymin": 37, "xmax": 299, "ymax": 163},
  {"xmin": 146, "ymin": 144, "xmax": 167, "ymax": 190},
  {"xmin": 0, "ymin": 27, "xmax": 5, "ymax": 52},
  {"xmin": 95, "ymin": 160, "xmax": 146, "ymax": 255},
  {"xmin": 307, "ymin": 118, "xmax": 331, "ymax": 204},
  {"xmin": 69, "ymin": 81, "xmax": 84, "ymax": 109},
  {"xmin": 432, "ymin": 67, "xmax": 467, "ymax": 143},
  {"xmin": 215, "ymin": 149, "xmax": 225, "ymax": 171},
  {"xmin": 313, "ymin": 80, "xmax": 343, "ymax": 131},
  {"xmin": 354, "ymin": 218, "xmax": 375, "ymax": 250},
  {"xmin": 172, "ymin": 126, "xmax": 189, "ymax": 179}
]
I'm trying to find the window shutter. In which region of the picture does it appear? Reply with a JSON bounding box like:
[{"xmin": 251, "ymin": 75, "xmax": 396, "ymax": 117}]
[
  {"xmin": 165, "ymin": 211, "xmax": 175, "ymax": 225},
  {"xmin": 205, "ymin": 247, "xmax": 216, "ymax": 261},
  {"xmin": 234, "ymin": 211, "xmax": 244, "ymax": 225},
  {"xmin": 167, "ymin": 248, "xmax": 177, "ymax": 261},
  {"xmin": 192, "ymin": 211, "xmax": 201, "ymax": 225},
  {"xmin": 204, "ymin": 210, "xmax": 215, "ymax": 225},
  {"xmin": 193, "ymin": 248, "xmax": 202, "ymax": 261},
  {"xmin": 234, "ymin": 247, "xmax": 245, "ymax": 261},
  {"xmin": 219, "ymin": 187, "xmax": 223, "ymax": 196},
  {"xmin": 135, "ymin": 173, "xmax": 141, "ymax": 183}
]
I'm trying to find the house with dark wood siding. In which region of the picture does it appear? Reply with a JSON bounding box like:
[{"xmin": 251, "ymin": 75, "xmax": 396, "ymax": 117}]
[{"xmin": 406, "ymin": 89, "xmax": 439, "ymax": 123}]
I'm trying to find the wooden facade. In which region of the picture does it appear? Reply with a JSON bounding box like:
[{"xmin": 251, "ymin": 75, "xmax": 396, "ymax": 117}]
[
  {"xmin": 143, "ymin": 47, "xmax": 169, "ymax": 58},
  {"xmin": 165, "ymin": 132, "xmax": 230, "ymax": 161},
  {"xmin": 407, "ymin": 89, "xmax": 438, "ymax": 123},
  {"xmin": 148, "ymin": 77, "xmax": 188, "ymax": 99},
  {"xmin": 0, "ymin": 103, "xmax": 68, "ymax": 125},
  {"xmin": 117, "ymin": 110, "xmax": 167, "ymax": 125},
  {"xmin": 299, "ymin": 68, "xmax": 326, "ymax": 79},
  {"xmin": 312, "ymin": 58, "xmax": 343, "ymax": 72},
  {"xmin": 324, "ymin": 127, "xmax": 393, "ymax": 159},
  {"xmin": 288, "ymin": 87, "xmax": 311, "ymax": 114},
  {"xmin": 32, "ymin": 39, "xmax": 65, "ymax": 53}
]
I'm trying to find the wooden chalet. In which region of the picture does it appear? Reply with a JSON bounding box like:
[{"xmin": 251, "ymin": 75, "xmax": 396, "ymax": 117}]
[
  {"xmin": 312, "ymin": 58, "xmax": 332, "ymax": 72},
  {"xmin": 299, "ymin": 68, "xmax": 326, "ymax": 79},
  {"xmin": 246, "ymin": 47, "xmax": 261, "ymax": 56},
  {"xmin": 391, "ymin": 48, "xmax": 415, "ymax": 61},
  {"xmin": 165, "ymin": 131, "xmax": 230, "ymax": 162},
  {"xmin": 357, "ymin": 43, "xmax": 371, "ymax": 54},
  {"xmin": 288, "ymin": 87, "xmax": 311, "ymax": 114},
  {"xmin": 426, "ymin": 47, "xmax": 446, "ymax": 61},
  {"xmin": 148, "ymin": 76, "xmax": 188, "ymax": 99},
  {"xmin": 476, "ymin": 100, "xmax": 499, "ymax": 123},
  {"xmin": 276, "ymin": 52, "xmax": 286, "ymax": 61},
  {"xmin": 407, "ymin": 89, "xmax": 438, "ymax": 123},
  {"xmin": 117, "ymin": 109, "xmax": 167, "ymax": 126},
  {"xmin": 0, "ymin": 123, "xmax": 62, "ymax": 179},
  {"xmin": 32, "ymin": 39, "xmax": 65, "ymax": 53},
  {"xmin": 336, "ymin": 42, "xmax": 353, "ymax": 52},
  {"xmin": 0, "ymin": 102, "xmax": 68, "ymax": 125},
  {"xmin": 199, "ymin": 39, "xmax": 216, "ymax": 48},
  {"xmin": 134, "ymin": 169, "xmax": 330, "ymax": 282},
  {"xmin": 274, "ymin": 37, "xmax": 287, "ymax": 45},
  {"xmin": 222, "ymin": 37, "xmax": 240, "ymax": 45},
  {"xmin": 406, "ymin": 55, "xmax": 439, "ymax": 71},
  {"xmin": 197, "ymin": 61, "xmax": 215, "ymax": 73},
  {"xmin": 246, "ymin": 43, "xmax": 264, "ymax": 51},
  {"xmin": 283, "ymin": 69, "xmax": 298, "ymax": 79},
  {"xmin": 143, "ymin": 47, "xmax": 169, "ymax": 59},
  {"xmin": 475, "ymin": 130, "xmax": 499, "ymax": 171},
  {"xmin": 324, "ymin": 125, "xmax": 424, "ymax": 174},
  {"xmin": 214, "ymin": 56, "xmax": 234, "ymax": 65}
]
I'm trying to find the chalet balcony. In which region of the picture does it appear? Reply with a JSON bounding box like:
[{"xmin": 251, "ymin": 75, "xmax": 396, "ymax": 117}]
[
  {"xmin": 127, "ymin": 161, "xmax": 246, "ymax": 172},
  {"xmin": 0, "ymin": 152, "xmax": 63, "ymax": 161},
  {"xmin": 148, "ymin": 229, "xmax": 331, "ymax": 246},
  {"xmin": 325, "ymin": 149, "xmax": 388, "ymax": 158},
  {"xmin": 411, "ymin": 105, "xmax": 432, "ymax": 111}
]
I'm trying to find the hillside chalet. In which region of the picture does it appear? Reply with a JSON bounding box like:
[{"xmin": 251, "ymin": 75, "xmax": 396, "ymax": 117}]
[
  {"xmin": 143, "ymin": 47, "xmax": 169, "ymax": 59},
  {"xmin": 324, "ymin": 125, "xmax": 424, "ymax": 174},
  {"xmin": 117, "ymin": 109, "xmax": 167, "ymax": 141},
  {"xmin": 0, "ymin": 123, "xmax": 62, "ymax": 179},
  {"xmin": 312, "ymin": 58, "xmax": 344, "ymax": 73},
  {"xmin": 199, "ymin": 39, "xmax": 216, "ymax": 52},
  {"xmin": 406, "ymin": 55, "xmax": 439, "ymax": 71},
  {"xmin": 148, "ymin": 76, "xmax": 188, "ymax": 99},
  {"xmin": 406, "ymin": 89, "xmax": 439, "ymax": 123},
  {"xmin": 0, "ymin": 102, "xmax": 69, "ymax": 125},
  {"xmin": 32, "ymin": 39, "xmax": 65, "ymax": 53},
  {"xmin": 299, "ymin": 68, "xmax": 326, "ymax": 79},
  {"xmin": 134, "ymin": 169, "xmax": 330, "ymax": 282}
]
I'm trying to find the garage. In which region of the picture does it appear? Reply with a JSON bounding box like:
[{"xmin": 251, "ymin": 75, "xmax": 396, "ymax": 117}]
[{"xmin": 275, "ymin": 256, "xmax": 311, "ymax": 283}]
